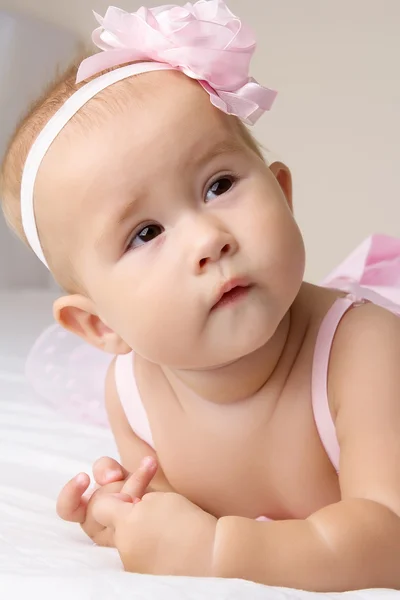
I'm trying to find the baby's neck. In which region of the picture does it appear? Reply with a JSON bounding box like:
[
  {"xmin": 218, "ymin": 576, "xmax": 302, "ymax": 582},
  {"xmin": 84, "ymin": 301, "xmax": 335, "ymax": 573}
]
[{"xmin": 163, "ymin": 285, "xmax": 312, "ymax": 407}]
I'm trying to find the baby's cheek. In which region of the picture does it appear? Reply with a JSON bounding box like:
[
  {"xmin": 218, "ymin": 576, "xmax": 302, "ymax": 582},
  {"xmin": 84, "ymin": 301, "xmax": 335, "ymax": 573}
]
[{"xmin": 128, "ymin": 294, "xmax": 196, "ymax": 362}]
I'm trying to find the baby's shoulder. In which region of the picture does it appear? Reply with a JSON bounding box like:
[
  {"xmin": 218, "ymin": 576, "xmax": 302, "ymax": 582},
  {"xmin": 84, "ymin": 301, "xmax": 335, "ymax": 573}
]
[
  {"xmin": 328, "ymin": 299, "xmax": 400, "ymax": 410},
  {"xmin": 304, "ymin": 282, "xmax": 400, "ymax": 338},
  {"xmin": 334, "ymin": 298, "xmax": 400, "ymax": 346}
]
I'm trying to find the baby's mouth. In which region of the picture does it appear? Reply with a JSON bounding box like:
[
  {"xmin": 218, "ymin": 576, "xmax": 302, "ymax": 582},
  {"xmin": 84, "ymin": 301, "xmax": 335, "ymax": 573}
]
[{"xmin": 211, "ymin": 279, "xmax": 253, "ymax": 311}]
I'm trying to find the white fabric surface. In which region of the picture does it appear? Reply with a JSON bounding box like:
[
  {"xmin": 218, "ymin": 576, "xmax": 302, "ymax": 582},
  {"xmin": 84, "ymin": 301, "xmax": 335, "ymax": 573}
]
[{"xmin": 0, "ymin": 291, "xmax": 398, "ymax": 600}]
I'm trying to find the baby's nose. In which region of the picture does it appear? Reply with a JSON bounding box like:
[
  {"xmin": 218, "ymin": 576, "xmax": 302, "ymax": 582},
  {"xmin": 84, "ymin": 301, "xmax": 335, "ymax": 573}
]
[
  {"xmin": 198, "ymin": 241, "xmax": 233, "ymax": 269},
  {"xmin": 190, "ymin": 217, "xmax": 238, "ymax": 273}
]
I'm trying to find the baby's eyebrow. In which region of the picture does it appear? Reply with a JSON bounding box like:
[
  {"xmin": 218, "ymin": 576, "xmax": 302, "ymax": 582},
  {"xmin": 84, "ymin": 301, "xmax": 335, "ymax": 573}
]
[
  {"xmin": 94, "ymin": 195, "xmax": 141, "ymax": 251},
  {"xmin": 193, "ymin": 138, "xmax": 244, "ymax": 169}
]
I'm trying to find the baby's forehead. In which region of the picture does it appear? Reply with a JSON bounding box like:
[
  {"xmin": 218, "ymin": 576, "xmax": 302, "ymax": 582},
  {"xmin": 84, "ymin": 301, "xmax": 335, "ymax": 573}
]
[
  {"xmin": 92, "ymin": 70, "xmax": 241, "ymax": 155},
  {"xmin": 39, "ymin": 71, "xmax": 244, "ymax": 199}
]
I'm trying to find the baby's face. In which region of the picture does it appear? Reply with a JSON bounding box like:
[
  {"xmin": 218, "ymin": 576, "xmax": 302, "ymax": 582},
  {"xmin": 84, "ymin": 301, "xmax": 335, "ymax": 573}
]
[{"xmin": 37, "ymin": 72, "xmax": 305, "ymax": 368}]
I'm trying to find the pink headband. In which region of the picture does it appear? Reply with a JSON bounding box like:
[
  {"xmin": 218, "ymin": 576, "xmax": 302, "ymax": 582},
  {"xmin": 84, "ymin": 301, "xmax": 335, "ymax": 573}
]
[{"xmin": 21, "ymin": 0, "xmax": 277, "ymax": 268}]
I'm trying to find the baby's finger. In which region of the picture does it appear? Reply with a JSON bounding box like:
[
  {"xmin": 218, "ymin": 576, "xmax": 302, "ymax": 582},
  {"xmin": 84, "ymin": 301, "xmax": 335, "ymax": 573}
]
[
  {"xmin": 122, "ymin": 456, "xmax": 158, "ymax": 500},
  {"xmin": 91, "ymin": 493, "xmax": 133, "ymax": 529},
  {"xmin": 57, "ymin": 473, "xmax": 91, "ymax": 523},
  {"xmin": 92, "ymin": 456, "xmax": 130, "ymax": 486}
]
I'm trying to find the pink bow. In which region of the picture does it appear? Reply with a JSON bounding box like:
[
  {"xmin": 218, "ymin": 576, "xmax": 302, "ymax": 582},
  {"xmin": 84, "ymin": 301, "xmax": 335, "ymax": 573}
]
[{"xmin": 76, "ymin": 0, "xmax": 277, "ymax": 125}]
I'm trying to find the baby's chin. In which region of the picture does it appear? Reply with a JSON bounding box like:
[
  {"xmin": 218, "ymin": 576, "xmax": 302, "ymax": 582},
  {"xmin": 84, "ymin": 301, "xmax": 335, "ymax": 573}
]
[{"xmin": 158, "ymin": 330, "xmax": 274, "ymax": 372}]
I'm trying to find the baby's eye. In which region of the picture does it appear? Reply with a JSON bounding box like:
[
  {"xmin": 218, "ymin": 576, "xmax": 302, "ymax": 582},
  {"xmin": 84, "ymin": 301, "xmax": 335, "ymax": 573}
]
[
  {"xmin": 205, "ymin": 176, "xmax": 236, "ymax": 202},
  {"xmin": 128, "ymin": 223, "xmax": 163, "ymax": 250}
]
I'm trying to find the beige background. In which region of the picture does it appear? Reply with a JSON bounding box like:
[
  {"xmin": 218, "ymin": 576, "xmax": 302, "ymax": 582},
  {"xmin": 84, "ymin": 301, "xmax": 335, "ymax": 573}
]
[{"xmin": 0, "ymin": 0, "xmax": 399, "ymax": 281}]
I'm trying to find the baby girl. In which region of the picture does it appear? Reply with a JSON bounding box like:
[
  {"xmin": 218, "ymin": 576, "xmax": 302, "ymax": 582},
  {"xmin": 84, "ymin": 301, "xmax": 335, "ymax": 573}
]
[{"xmin": 1, "ymin": 0, "xmax": 400, "ymax": 592}]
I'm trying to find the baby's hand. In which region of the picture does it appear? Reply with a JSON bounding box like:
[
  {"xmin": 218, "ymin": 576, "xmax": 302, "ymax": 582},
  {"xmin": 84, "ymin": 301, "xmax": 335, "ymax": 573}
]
[
  {"xmin": 57, "ymin": 456, "xmax": 157, "ymax": 546},
  {"xmin": 92, "ymin": 483, "xmax": 217, "ymax": 575}
]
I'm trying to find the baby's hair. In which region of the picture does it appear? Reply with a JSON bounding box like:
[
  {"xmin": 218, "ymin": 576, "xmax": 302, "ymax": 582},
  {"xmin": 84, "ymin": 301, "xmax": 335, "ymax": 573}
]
[{"xmin": 0, "ymin": 56, "xmax": 265, "ymax": 294}]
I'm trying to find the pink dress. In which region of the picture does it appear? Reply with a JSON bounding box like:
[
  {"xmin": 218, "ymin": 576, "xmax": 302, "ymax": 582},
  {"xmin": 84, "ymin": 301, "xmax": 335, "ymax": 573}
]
[{"xmin": 26, "ymin": 235, "xmax": 400, "ymax": 475}]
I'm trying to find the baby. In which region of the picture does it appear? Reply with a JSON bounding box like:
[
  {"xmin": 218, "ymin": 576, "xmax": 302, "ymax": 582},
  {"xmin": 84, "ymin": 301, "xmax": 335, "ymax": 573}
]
[{"xmin": 2, "ymin": 1, "xmax": 400, "ymax": 592}]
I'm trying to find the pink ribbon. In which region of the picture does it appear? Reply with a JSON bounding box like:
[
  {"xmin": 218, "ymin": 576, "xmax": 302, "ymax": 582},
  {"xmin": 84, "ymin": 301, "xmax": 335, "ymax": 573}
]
[{"xmin": 76, "ymin": 1, "xmax": 277, "ymax": 125}]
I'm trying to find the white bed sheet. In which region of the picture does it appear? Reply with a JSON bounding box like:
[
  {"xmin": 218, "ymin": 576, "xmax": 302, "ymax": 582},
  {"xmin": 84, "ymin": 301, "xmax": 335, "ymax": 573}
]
[{"xmin": 0, "ymin": 290, "xmax": 398, "ymax": 600}]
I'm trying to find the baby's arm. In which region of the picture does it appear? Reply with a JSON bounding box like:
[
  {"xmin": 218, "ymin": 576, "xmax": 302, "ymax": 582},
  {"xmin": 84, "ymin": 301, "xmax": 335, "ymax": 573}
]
[
  {"xmin": 104, "ymin": 357, "xmax": 173, "ymax": 493},
  {"xmin": 212, "ymin": 302, "xmax": 400, "ymax": 591},
  {"xmin": 57, "ymin": 357, "xmax": 173, "ymax": 546}
]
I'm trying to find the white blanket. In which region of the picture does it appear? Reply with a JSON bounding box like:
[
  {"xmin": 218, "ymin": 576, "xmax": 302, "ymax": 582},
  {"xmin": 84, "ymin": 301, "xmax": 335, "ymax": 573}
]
[{"xmin": 0, "ymin": 291, "xmax": 398, "ymax": 600}]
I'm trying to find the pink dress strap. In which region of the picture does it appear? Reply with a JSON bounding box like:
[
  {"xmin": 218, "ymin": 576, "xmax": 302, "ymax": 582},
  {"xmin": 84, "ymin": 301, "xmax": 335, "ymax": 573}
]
[
  {"xmin": 114, "ymin": 352, "xmax": 154, "ymax": 448},
  {"xmin": 311, "ymin": 297, "xmax": 355, "ymax": 472},
  {"xmin": 312, "ymin": 284, "xmax": 400, "ymax": 472}
]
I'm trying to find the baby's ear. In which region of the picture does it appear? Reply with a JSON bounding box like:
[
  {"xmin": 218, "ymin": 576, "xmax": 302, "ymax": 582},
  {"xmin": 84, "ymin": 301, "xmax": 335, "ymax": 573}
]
[
  {"xmin": 269, "ymin": 161, "xmax": 293, "ymax": 211},
  {"xmin": 53, "ymin": 295, "xmax": 131, "ymax": 355}
]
